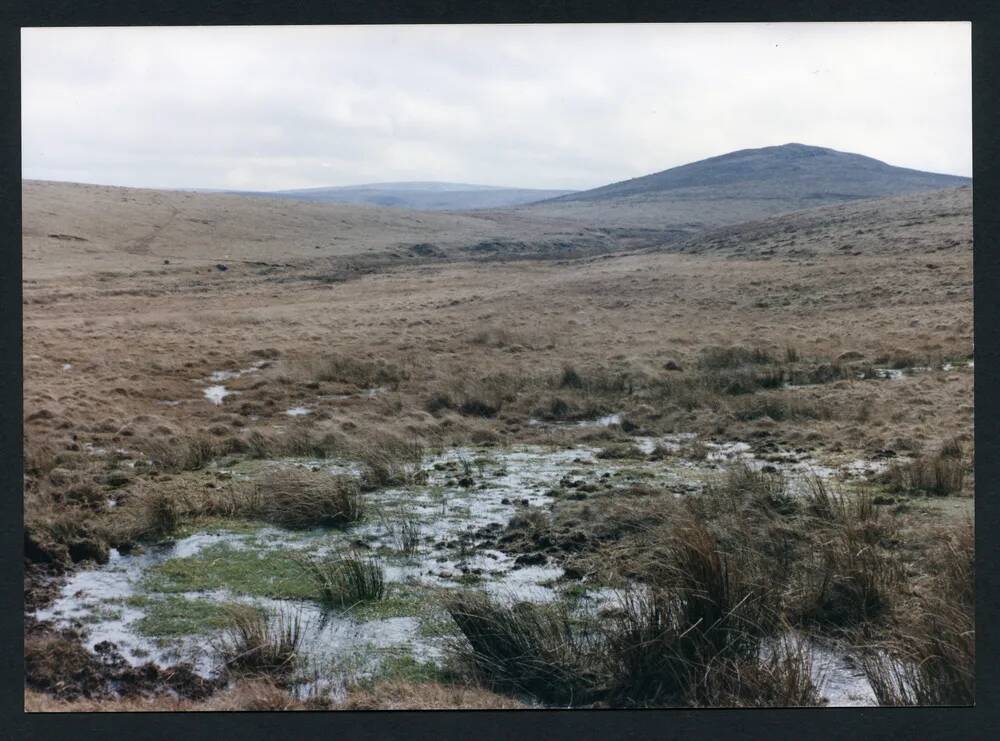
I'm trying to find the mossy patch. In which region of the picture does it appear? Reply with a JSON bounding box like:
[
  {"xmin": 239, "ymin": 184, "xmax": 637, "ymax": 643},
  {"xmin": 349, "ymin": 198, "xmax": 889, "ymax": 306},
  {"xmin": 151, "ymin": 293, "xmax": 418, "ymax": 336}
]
[
  {"xmin": 369, "ymin": 651, "xmax": 451, "ymax": 685},
  {"xmin": 140, "ymin": 541, "xmax": 324, "ymax": 599},
  {"xmin": 130, "ymin": 595, "xmax": 252, "ymax": 638},
  {"xmin": 173, "ymin": 517, "xmax": 271, "ymax": 538}
]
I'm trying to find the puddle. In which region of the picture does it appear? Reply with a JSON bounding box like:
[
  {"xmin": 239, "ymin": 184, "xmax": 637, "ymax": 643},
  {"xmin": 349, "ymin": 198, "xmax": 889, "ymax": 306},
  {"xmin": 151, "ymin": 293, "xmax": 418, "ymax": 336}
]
[
  {"xmin": 207, "ymin": 361, "xmax": 266, "ymax": 384},
  {"xmin": 202, "ymin": 363, "xmax": 265, "ymax": 404},
  {"xmin": 203, "ymin": 385, "xmax": 235, "ymax": 405},
  {"xmin": 758, "ymin": 632, "xmax": 876, "ymax": 707},
  {"xmin": 34, "ymin": 446, "xmax": 603, "ymax": 687}
]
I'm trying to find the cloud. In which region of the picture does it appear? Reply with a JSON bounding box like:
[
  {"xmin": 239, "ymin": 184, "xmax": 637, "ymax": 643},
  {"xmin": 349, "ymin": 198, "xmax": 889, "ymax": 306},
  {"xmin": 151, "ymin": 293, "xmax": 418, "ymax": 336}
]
[{"xmin": 21, "ymin": 23, "xmax": 971, "ymax": 190}]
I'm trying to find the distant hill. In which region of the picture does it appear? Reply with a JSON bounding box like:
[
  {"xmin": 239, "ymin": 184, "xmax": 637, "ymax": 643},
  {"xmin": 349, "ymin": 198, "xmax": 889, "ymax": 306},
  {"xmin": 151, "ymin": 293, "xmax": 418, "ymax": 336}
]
[
  {"xmin": 522, "ymin": 143, "xmax": 971, "ymax": 232},
  {"xmin": 214, "ymin": 182, "xmax": 576, "ymax": 211}
]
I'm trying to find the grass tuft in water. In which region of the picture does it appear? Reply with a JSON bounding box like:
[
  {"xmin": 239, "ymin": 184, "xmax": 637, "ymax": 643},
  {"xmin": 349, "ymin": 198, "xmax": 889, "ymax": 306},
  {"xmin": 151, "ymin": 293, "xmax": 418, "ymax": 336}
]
[{"xmin": 292, "ymin": 553, "xmax": 386, "ymax": 608}]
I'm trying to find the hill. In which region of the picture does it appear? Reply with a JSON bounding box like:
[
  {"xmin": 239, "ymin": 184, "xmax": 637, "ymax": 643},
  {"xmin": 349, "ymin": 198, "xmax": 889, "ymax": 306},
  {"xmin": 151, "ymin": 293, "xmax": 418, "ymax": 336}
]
[
  {"xmin": 521, "ymin": 143, "xmax": 971, "ymax": 232},
  {"xmin": 20, "ymin": 180, "xmax": 599, "ymax": 280}
]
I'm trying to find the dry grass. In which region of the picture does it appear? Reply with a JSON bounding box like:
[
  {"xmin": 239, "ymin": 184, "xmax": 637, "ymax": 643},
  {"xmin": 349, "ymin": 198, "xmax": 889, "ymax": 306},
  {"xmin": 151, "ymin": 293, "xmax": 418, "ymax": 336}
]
[
  {"xmin": 884, "ymin": 447, "xmax": 968, "ymax": 496},
  {"xmin": 689, "ymin": 634, "xmax": 822, "ymax": 707},
  {"xmin": 25, "ymin": 680, "xmax": 310, "ymax": 712},
  {"xmin": 861, "ymin": 521, "xmax": 974, "ymax": 705},
  {"xmin": 337, "ymin": 680, "xmax": 530, "ymax": 709},
  {"xmin": 21, "ymin": 181, "xmax": 973, "ymax": 710},
  {"xmin": 290, "ymin": 353, "xmax": 406, "ymax": 389},
  {"xmin": 250, "ymin": 469, "xmax": 363, "ymax": 528},
  {"xmin": 353, "ymin": 434, "xmax": 425, "ymax": 490},
  {"xmin": 794, "ymin": 527, "xmax": 903, "ymax": 629}
]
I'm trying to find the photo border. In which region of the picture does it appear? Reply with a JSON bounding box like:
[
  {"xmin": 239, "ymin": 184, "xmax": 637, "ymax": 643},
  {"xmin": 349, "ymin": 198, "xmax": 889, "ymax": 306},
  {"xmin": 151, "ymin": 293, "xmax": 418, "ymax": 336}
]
[{"xmin": 2, "ymin": 1, "xmax": 997, "ymax": 738}]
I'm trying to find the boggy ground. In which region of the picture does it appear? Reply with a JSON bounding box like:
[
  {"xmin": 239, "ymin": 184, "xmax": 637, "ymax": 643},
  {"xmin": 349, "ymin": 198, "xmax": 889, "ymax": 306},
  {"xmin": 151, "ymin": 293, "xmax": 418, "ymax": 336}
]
[{"xmin": 23, "ymin": 184, "xmax": 973, "ymax": 710}]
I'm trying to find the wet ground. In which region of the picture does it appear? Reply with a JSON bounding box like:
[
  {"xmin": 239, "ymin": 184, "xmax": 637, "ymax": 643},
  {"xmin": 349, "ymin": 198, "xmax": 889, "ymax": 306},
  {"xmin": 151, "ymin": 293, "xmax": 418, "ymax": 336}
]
[{"xmin": 35, "ymin": 436, "xmax": 894, "ymax": 705}]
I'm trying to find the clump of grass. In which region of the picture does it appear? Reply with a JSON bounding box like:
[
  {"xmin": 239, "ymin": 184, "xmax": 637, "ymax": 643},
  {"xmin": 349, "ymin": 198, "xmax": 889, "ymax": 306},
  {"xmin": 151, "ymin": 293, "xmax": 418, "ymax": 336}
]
[
  {"xmin": 298, "ymin": 353, "xmax": 405, "ymax": 389},
  {"xmin": 704, "ymin": 366, "xmax": 785, "ymax": 395},
  {"xmin": 794, "ymin": 527, "xmax": 903, "ymax": 629},
  {"xmin": 555, "ymin": 365, "xmax": 635, "ymax": 395},
  {"xmin": 251, "ymin": 470, "xmax": 363, "ymax": 528},
  {"xmin": 354, "ymin": 435, "xmax": 425, "ymax": 490},
  {"xmin": 602, "ymin": 522, "xmax": 786, "ymax": 706},
  {"xmin": 803, "ymin": 477, "xmax": 878, "ymax": 525},
  {"xmin": 381, "ymin": 513, "xmax": 422, "ymax": 555},
  {"xmin": 559, "ymin": 366, "xmax": 584, "ymax": 389},
  {"xmin": 883, "ymin": 447, "xmax": 967, "ymax": 496},
  {"xmin": 24, "ymin": 497, "xmax": 108, "ymax": 566},
  {"xmin": 215, "ymin": 605, "xmax": 303, "ymax": 679},
  {"xmin": 731, "ymin": 393, "xmax": 833, "ymax": 421},
  {"xmin": 293, "ymin": 553, "xmax": 386, "ymax": 608},
  {"xmin": 702, "ymin": 463, "xmax": 796, "ymax": 516},
  {"xmin": 444, "ymin": 591, "xmax": 598, "ymax": 706},
  {"xmin": 861, "ymin": 523, "xmax": 974, "ymax": 705},
  {"xmin": 687, "ymin": 633, "xmax": 822, "ymax": 707},
  {"xmin": 596, "ymin": 443, "xmax": 645, "ymax": 460}
]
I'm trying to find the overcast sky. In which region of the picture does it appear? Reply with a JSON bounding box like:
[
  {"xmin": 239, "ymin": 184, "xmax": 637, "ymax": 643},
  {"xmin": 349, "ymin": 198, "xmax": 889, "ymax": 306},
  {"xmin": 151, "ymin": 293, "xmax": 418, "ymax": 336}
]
[{"xmin": 21, "ymin": 23, "xmax": 971, "ymax": 191}]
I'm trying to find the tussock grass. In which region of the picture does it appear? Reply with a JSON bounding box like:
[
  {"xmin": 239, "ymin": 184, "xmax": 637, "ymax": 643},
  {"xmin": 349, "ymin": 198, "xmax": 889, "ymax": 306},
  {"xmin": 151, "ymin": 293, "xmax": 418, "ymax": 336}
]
[
  {"xmin": 803, "ymin": 478, "xmax": 878, "ymax": 529},
  {"xmin": 24, "ymin": 495, "xmax": 108, "ymax": 566},
  {"xmin": 701, "ymin": 463, "xmax": 796, "ymax": 517},
  {"xmin": 135, "ymin": 433, "xmax": 220, "ymax": 471},
  {"xmin": 293, "ymin": 553, "xmax": 386, "ymax": 607},
  {"xmin": 293, "ymin": 353, "xmax": 405, "ymax": 389},
  {"xmin": 253, "ymin": 470, "xmax": 362, "ymax": 528},
  {"xmin": 730, "ymin": 393, "xmax": 833, "ymax": 421},
  {"xmin": 380, "ymin": 513, "xmax": 422, "ymax": 555},
  {"xmin": 444, "ymin": 591, "xmax": 598, "ymax": 706},
  {"xmin": 125, "ymin": 485, "xmax": 185, "ymax": 540},
  {"xmin": 202, "ymin": 470, "xmax": 362, "ymax": 528},
  {"xmin": 245, "ymin": 427, "xmax": 342, "ymax": 460},
  {"xmin": 883, "ymin": 448, "xmax": 967, "ymax": 496},
  {"xmin": 24, "ymin": 439, "xmax": 59, "ymax": 477},
  {"xmin": 447, "ymin": 520, "xmax": 808, "ymax": 708},
  {"xmin": 861, "ymin": 523, "xmax": 974, "ymax": 705},
  {"xmin": 354, "ymin": 434, "xmax": 425, "ymax": 490},
  {"xmin": 688, "ymin": 633, "xmax": 822, "ymax": 707},
  {"xmin": 215, "ymin": 605, "xmax": 303, "ymax": 679},
  {"xmin": 795, "ymin": 528, "xmax": 903, "ymax": 629}
]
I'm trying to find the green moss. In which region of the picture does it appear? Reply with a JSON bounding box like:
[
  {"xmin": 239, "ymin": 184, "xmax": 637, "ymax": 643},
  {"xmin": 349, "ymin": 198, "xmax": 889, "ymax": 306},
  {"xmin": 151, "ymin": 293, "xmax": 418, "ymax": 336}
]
[
  {"xmin": 173, "ymin": 517, "xmax": 270, "ymax": 538},
  {"xmin": 371, "ymin": 651, "xmax": 450, "ymax": 684},
  {"xmin": 132, "ymin": 595, "xmax": 251, "ymax": 637},
  {"xmin": 140, "ymin": 541, "xmax": 322, "ymax": 599}
]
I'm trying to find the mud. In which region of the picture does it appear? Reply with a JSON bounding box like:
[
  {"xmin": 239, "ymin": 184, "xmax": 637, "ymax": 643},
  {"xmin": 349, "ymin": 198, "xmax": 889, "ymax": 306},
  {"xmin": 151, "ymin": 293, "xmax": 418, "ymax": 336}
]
[{"xmin": 25, "ymin": 616, "xmax": 220, "ymax": 702}]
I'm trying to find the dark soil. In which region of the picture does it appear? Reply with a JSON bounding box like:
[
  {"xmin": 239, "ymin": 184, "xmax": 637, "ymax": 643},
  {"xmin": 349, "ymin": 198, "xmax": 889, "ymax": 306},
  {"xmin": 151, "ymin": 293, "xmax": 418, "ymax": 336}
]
[{"xmin": 25, "ymin": 616, "xmax": 222, "ymax": 702}]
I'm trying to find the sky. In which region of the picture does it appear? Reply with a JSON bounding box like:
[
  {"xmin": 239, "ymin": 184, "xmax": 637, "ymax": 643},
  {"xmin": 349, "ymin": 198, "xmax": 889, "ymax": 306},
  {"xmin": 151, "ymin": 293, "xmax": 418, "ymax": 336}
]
[{"xmin": 21, "ymin": 23, "xmax": 971, "ymax": 191}]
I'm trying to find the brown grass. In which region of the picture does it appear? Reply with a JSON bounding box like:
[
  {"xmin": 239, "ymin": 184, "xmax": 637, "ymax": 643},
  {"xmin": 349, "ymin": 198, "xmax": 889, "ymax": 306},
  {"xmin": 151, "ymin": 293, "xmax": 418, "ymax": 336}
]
[
  {"xmin": 25, "ymin": 680, "xmax": 310, "ymax": 712},
  {"xmin": 338, "ymin": 680, "xmax": 530, "ymax": 709}
]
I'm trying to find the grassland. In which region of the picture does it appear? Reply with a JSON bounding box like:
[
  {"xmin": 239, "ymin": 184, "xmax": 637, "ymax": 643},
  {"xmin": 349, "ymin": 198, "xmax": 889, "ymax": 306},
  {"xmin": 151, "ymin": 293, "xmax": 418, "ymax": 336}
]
[{"xmin": 23, "ymin": 181, "xmax": 973, "ymax": 710}]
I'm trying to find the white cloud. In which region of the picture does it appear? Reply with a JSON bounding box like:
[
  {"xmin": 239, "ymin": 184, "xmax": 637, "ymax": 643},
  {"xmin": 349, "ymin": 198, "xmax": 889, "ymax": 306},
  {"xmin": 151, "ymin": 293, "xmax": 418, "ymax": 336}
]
[{"xmin": 21, "ymin": 22, "xmax": 971, "ymax": 190}]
